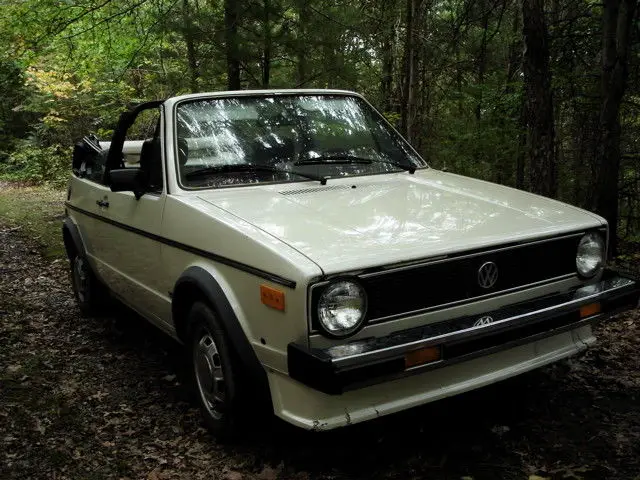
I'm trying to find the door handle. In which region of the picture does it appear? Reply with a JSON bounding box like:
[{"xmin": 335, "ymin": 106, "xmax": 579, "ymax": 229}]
[{"xmin": 96, "ymin": 199, "xmax": 110, "ymax": 208}]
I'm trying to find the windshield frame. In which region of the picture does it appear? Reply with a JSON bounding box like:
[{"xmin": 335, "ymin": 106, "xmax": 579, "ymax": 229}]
[{"xmin": 171, "ymin": 91, "xmax": 428, "ymax": 191}]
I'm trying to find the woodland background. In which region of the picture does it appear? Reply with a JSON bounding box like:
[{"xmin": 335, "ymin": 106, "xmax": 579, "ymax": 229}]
[
  {"xmin": 1, "ymin": 3, "xmax": 640, "ymax": 478},
  {"xmin": 0, "ymin": 0, "xmax": 639, "ymax": 253}
]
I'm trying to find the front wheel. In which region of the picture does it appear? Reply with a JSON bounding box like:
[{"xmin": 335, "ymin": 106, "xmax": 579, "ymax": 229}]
[{"xmin": 188, "ymin": 301, "xmax": 241, "ymax": 438}]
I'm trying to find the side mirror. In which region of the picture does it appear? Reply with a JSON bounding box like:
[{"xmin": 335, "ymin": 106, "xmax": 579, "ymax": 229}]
[{"xmin": 109, "ymin": 168, "xmax": 147, "ymax": 199}]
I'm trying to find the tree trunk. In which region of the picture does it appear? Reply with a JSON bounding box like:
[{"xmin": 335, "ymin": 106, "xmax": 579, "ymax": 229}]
[
  {"xmin": 381, "ymin": 36, "xmax": 394, "ymax": 112},
  {"xmin": 379, "ymin": 0, "xmax": 397, "ymax": 112},
  {"xmin": 381, "ymin": 43, "xmax": 394, "ymax": 112},
  {"xmin": 295, "ymin": 0, "xmax": 309, "ymax": 86},
  {"xmin": 224, "ymin": 0, "xmax": 241, "ymax": 90},
  {"xmin": 506, "ymin": 4, "xmax": 526, "ymax": 189},
  {"xmin": 573, "ymin": 111, "xmax": 598, "ymax": 207},
  {"xmin": 182, "ymin": 0, "xmax": 199, "ymax": 92},
  {"xmin": 593, "ymin": 0, "xmax": 638, "ymax": 256},
  {"xmin": 516, "ymin": 93, "xmax": 527, "ymax": 189},
  {"xmin": 401, "ymin": 0, "xmax": 422, "ymax": 143},
  {"xmin": 505, "ymin": 3, "xmax": 521, "ymax": 90},
  {"xmin": 522, "ymin": 0, "xmax": 557, "ymax": 197},
  {"xmin": 475, "ymin": 0, "xmax": 490, "ymax": 122},
  {"xmin": 261, "ymin": 0, "xmax": 271, "ymax": 88}
]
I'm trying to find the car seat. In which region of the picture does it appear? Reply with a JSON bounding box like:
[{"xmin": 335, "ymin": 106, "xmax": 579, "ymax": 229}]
[{"xmin": 139, "ymin": 137, "xmax": 163, "ymax": 192}]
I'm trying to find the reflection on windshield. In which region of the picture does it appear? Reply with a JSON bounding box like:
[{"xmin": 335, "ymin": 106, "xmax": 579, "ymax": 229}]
[{"xmin": 175, "ymin": 95, "xmax": 424, "ymax": 188}]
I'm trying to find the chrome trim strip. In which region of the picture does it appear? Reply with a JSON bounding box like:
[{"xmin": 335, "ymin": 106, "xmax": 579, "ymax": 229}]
[
  {"xmin": 307, "ymin": 231, "xmax": 588, "ymax": 332},
  {"xmin": 359, "ymin": 231, "xmax": 585, "ymax": 278},
  {"xmin": 365, "ymin": 273, "xmax": 577, "ymax": 324},
  {"xmin": 405, "ymin": 316, "xmax": 595, "ymax": 374},
  {"xmin": 343, "ymin": 315, "xmax": 598, "ymax": 391},
  {"xmin": 308, "ymin": 273, "xmax": 577, "ymax": 335},
  {"xmin": 328, "ymin": 276, "xmax": 635, "ymax": 368}
]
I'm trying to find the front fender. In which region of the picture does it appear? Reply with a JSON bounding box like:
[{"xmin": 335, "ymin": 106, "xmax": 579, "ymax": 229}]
[{"xmin": 172, "ymin": 265, "xmax": 269, "ymax": 391}]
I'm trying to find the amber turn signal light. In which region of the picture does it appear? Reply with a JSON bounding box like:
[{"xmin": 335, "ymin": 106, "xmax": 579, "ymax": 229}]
[
  {"xmin": 260, "ymin": 285, "xmax": 285, "ymax": 311},
  {"xmin": 580, "ymin": 302, "xmax": 601, "ymax": 318},
  {"xmin": 405, "ymin": 346, "xmax": 442, "ymax": 369}
]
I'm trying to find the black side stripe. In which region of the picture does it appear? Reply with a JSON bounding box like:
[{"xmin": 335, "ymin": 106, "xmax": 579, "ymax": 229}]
[{"xmin": 65, "ymin": 202, "xmax": 297, "ymax": 289}]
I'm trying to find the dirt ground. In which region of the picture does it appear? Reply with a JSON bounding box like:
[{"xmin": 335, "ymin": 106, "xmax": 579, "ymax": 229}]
[{"xmin": 1, "ymin": 216, "xmax": 640, "ymax": 479}]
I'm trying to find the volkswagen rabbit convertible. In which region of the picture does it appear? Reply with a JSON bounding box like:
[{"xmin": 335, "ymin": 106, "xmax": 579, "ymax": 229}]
[{"xmin": 64, "ymin": 89, "xmax": 640, "ymax": 435}]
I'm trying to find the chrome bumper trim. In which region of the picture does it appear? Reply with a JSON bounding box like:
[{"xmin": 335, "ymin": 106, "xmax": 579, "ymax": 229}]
[
  {"xmin": 288, "ymin": 272, "xmax": 639, "ymax": 395},
  {"xmin": 328, "ymin": 276, "xmax": 635, "ymax": 368}
]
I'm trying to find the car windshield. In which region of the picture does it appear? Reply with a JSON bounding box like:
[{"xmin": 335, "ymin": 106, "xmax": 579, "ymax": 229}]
[{"xmin": 175, "ymin": 94, "xmax": 426, "ymax": 189}]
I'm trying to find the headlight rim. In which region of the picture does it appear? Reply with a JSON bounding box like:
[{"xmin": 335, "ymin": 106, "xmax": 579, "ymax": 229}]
[
  {"xmin": 576, "ymin": 231, "xmax": 605, "ymax": 279},
  {"xmin": 313, "ymin": 277, "xmax": 368, "ymax": 339}
]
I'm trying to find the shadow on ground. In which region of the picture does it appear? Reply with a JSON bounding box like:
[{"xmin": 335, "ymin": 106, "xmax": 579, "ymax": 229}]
[
  {"xmin": 83, "ymin": 288, "xmax": 637, "ymax": 480},
  {"xmin": 2, "ymin": 224, "xmax": 639, "ymax": 480}
]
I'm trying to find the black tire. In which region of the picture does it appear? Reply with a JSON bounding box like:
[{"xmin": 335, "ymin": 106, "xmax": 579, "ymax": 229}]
[
  {"xmin": 187, "ymin": 301, "xmax": 242, "ymax": 438},
  {"xmin": 69, "ymin": 252, "xmax": 111, "ymax": 317}
]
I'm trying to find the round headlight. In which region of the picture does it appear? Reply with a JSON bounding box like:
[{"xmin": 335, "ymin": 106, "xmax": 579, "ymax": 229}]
[
  {"xmin": 317, "ymin": 280, "xmax": 367, "ymax": 337},
  {"xmin": 576, "ymin": 232, "xmax": 605, "ymax": 278}
]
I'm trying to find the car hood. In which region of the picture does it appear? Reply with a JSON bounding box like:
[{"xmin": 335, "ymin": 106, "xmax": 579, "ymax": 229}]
[{"xmin": 194, "ymin": 170, "xmax": 604, "ymax": 274}]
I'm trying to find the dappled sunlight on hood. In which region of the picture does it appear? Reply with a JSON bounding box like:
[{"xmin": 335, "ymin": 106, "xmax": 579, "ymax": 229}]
[{"xmin": 196, "ymin": 170, "xmax": 602, "ymax": 273}]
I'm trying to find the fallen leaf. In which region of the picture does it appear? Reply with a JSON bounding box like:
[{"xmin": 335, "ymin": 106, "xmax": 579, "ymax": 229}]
[
  {"xmin": 491, "ymin": 425, "xmax": 510, "ymax": 436},
  {"xmin": 34, "ymin": 418, "xmax": 45, "ymax": 435},
  {"xmin": 223, "ymin": 470, "xmax": 244, "ymax": 480},
  {"xmin": 257, "ymin": 466, "xmax": 279, "ymax": 480},
  {"xmin": 147, "ymin": 468, "xmax": 162, "ymax": 480}
]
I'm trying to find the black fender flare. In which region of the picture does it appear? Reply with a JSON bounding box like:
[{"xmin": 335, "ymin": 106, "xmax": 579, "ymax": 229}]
[
  {"xmin": 62, "ymin": 216, "xmax": 86, "ymax": 259},
  {"xmin": 172, "ymin": 266, "xmax": 269, "ymax": 396}
]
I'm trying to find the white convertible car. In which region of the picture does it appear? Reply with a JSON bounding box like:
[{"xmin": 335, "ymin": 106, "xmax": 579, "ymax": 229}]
[{"xmin": 64, "ymin": 90, "xmax": 639, "ymax": 436}]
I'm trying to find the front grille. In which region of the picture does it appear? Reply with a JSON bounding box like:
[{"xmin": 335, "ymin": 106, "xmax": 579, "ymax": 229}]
[
  {"xmin": 310, "ymin": 233, "xmax": 584, "ymax": 329},
  {"xmin": 361, "ymin": 234, "xmax": 581, "ymax": 320}
]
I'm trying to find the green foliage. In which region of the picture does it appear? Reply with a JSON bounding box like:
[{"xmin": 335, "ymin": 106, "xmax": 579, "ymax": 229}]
[
  {"xmin": 0, "ymin": 0, "xmax": 638, "ymax": 240},
  {"xmin": 20, "ymin": 66, "xmax": 133, "ymax": 145},
  {"xmin": 0, "ymin": 142, "xmax": 70, "ymax": 187},
  {"xmin": 0, "ymin": 59, "xmax": 31, "ymax": 161},
  {"xmin": 382, "ymin": 112, "xmax": 402, "ymax": 128}
]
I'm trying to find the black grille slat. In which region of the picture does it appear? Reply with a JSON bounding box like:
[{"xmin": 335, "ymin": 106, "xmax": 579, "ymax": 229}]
[{"xmin": 360, "ymin": 235, "xmax": 581, "ymax": 321}]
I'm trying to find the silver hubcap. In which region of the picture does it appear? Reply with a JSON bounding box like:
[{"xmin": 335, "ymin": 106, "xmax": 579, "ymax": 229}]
[
  {"xmin": 193, "ymin": 331, "xmax": 225, "ymax": 419},
  {"xmin": 73, "ymin": 257, "xmax": 89, "ymax": 303}
]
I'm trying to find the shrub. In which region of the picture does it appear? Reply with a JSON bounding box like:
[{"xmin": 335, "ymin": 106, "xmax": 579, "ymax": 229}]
[{"xmin": 0, "ymin": 142, "xmax": 70, "ymax": 187}]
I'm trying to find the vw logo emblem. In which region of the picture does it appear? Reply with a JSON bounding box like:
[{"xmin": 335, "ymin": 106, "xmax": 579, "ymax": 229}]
[
  {"xmin": 477, "ymin": 261, "xmax": 498, "ymax": 289},
  {"xmin": 473, "ymin": 315, "xmax": 494, "ymax": 327}
]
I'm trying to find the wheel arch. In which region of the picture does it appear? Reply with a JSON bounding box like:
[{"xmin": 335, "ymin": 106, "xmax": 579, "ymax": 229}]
[
  {"xmin": 172, "ymin": 266, "xmax": 269, "ymax": 394},
  {"xmin": 62, "ymin": 217, "xmax": 86, "ymax": 260}
]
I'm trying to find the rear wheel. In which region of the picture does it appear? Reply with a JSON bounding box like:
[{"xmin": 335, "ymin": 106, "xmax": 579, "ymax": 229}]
[
  {"xmin": 188, "ymin": 301, "xmax": 241, "ymax": 438},
  {"xmin": 70, "ymin": 252, "xmax": 110, "ymax": 317}
]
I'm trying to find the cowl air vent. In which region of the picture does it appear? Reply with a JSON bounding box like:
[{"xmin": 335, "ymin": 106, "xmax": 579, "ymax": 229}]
[{"xmin": 279, "ymin": 184, "xmax": 376, "ymax": 196}]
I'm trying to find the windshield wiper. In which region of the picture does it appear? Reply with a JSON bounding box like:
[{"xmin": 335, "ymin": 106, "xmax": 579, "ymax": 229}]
[
  {"xmin": 185, "ymin": 163, "xmax": 329, "ymax": 185},
  {"xmin": 294, "ymin": 154, "xmax": 416, "ymax": 173}
]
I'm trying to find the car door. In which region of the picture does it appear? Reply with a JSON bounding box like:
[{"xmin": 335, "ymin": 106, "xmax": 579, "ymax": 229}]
[
  {"xmin": 97, "ymin": 188, "xmax": 167, "ymax": 324},
  {"xmin": 93, "ymin": 106, "xmax": 170, "ymax": 328},
  {"xmin": 66, "ymin": 137, "xmax": 115, "ymax": 281}
]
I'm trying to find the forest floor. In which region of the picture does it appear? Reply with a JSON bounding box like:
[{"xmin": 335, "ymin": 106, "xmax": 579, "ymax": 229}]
[{"xmin": 1, "ymin": 184, "xmax": 640, "ymax": 480}]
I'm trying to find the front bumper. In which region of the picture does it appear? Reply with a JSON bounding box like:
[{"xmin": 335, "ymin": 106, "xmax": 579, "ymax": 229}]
[{"xmin": 288, "ymin": 271, "xmax": 639, "ymax": 395}]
